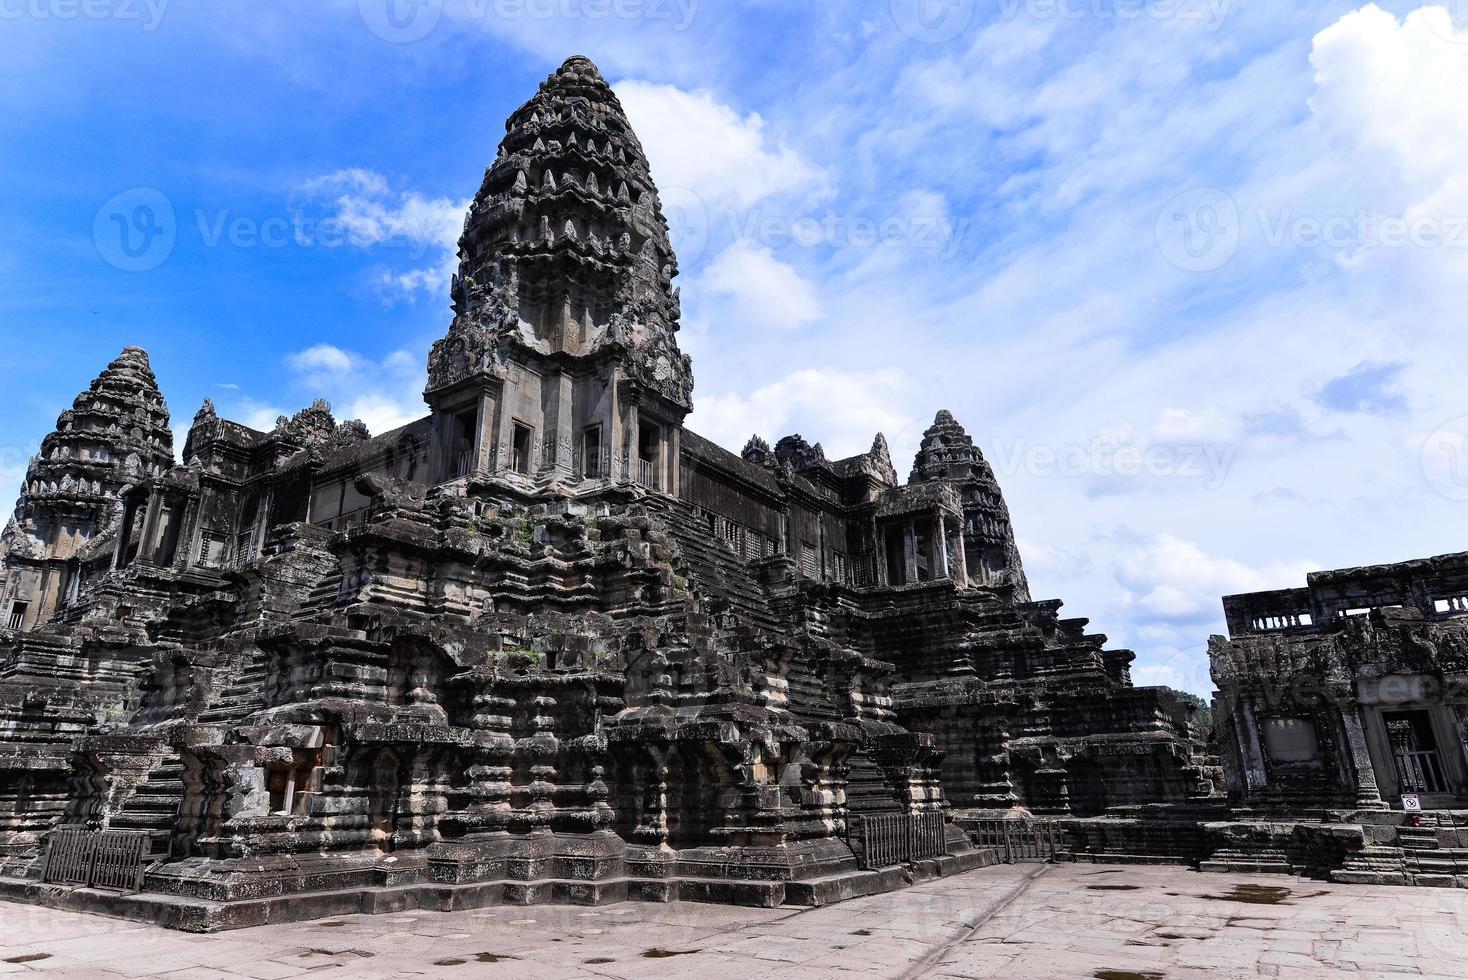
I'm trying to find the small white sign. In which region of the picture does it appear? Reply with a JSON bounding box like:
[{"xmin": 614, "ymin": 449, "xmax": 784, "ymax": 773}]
[{"xmin": 1402, "ymin": 794, "xmax": 1422, "ymax": 813}]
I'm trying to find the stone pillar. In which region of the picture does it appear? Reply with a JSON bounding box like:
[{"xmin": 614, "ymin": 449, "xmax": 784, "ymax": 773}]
[
  {"xmin": 935, "ymin": 518, "xmax": 949, "ymax": 579},
  {"xmin": 949, "ymin": 519, "xmax": 968, "ymax": 588},
  {"xmin": 903, "ymin": 521, "xmax": 918, "ymax": 585},
  {"xmin": 1340, "ymin": 704, "xmax": 1389, "ymax": 809},
  {"xmin": 545, "ymin": 370, "xmax": 574, "ymax": 479},
  {"xmin": 140, "ymin": 490, "xmax": 163, "ymax": 564},
  {"xmin": 473, "ymin": 385, "xmax": 499, "ymax": 478},
  {"xmin": 1236, "ymin": 699, "xmax": 1270, "ymax": 796},
  {"xmin": 1446, "ymin": 700, "xmax": 1468, "ymax": 793},
  {"xmin": 113, "ymin": 498, "xmax": 136, "ymax": 568}
]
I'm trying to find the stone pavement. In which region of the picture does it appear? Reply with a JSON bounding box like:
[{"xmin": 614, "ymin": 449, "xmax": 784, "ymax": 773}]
[{"xmin": 2, "ymin": 864, "xmax": 1466, "ymax": 979}]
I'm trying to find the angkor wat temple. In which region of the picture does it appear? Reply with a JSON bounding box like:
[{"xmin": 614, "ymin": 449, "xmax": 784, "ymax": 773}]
[{"xmin": 0, "ymin": 57, "xmax": 1211, "ymax": 929}]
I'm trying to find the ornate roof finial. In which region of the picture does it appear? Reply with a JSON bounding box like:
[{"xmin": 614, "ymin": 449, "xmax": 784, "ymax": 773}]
[
  {"xmin": 871, "ymin": 432, "xmax": 892, "ymax": 464},
  {"xmin": 193, "ymin": 397, "xmax": 217, "ymax": 426},
  {"xmin": 742, "ymin": 435, "xmax": 773, "ymax": 466}
]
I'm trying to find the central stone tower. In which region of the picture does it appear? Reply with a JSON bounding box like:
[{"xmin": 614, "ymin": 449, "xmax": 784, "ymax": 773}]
[{"xmin": 425, "ymin": 55, "xmax": 693, "ymax": 494}]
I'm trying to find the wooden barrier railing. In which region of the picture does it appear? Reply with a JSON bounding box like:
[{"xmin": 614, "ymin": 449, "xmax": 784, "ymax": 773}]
[{"xmin": 849, "ymin": 812, "xmax": 949, "ymax": 869}]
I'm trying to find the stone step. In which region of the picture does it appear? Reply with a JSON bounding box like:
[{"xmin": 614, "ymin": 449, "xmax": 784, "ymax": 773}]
[{"xmin": 1200, "ymin": 848, "xmax": 1291, "ymax": 875}]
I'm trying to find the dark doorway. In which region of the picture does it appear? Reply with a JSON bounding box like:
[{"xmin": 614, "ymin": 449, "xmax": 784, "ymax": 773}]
[{"xmin": 1384, "ymin": 710, "xmax": 1448, "ymax": 794}]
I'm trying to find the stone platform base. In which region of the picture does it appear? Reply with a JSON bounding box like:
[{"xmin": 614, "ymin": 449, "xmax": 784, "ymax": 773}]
[{"xmin": 0, "ymin": 847, "xmax": 997, "ymax": 933}]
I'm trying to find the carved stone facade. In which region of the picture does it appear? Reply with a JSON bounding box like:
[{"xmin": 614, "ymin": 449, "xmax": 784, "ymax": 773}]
[
  {"xmin": 1212, "ymin": 553, "xmax": 1468, "ymax": 811},
  {"xmin": 0, "ymin": 57, "xmax": 1208, "ymax": 929}
]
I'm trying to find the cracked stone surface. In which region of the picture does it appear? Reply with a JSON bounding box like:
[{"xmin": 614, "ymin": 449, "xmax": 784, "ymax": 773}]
[{"xmin": 3, "ymin": 864, "xmax": 1465, "ymax": 978}]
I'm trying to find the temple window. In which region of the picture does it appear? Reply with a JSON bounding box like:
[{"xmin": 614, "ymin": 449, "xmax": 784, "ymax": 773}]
[
  {"xmin": 581, "ymin": 425, "xmax": 602, "ymax": 479},
  {"xmin": 884, "ymin": 525, "xmax": 907, "ymax": 586},
  {"xmin": 446, "ymin": 407, "xmax": 478, "ymax": 479},
  {"xmin": 913, "ymin": 524, "xmax": 933, "ymax": 582},
  {"xmin": 6, "ymin": 602, "xmax": 28, "ymax": 631},
  {"xmin": 511, "ymin": 422, "xmax": 534, "ymax": 476},
  {"xmin": 236, "ymin": 492, "xmax": 261, "ymax": 562},
  {"xmin": 197, "ymin": 531, "xmax": 228, "ymax": 568},
  {"xmin": 800, "ymin": 541, "xmax": 818, "ymax": 579},
  {"xmin": 637, "ymin": 421, "xmax": 662, "ymax": 490},
  {"xmin": 150, "ymin": 504, "xmax": 181, "ymax": 566},
  {"xmin": 1262, "ymin": 718, "xmax": 1320, "ymax": 764}
]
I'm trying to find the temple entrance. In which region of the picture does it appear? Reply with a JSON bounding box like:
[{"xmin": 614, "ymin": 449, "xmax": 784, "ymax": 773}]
[{"xmin": 1383, "ymin": 710, "xmax": 1448, "ymax": 795}]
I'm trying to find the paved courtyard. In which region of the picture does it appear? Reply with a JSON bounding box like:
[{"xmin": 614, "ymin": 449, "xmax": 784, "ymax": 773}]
[{"xmin": 1, "ymin": 864, "xmax": 1466, "ymax": 979}]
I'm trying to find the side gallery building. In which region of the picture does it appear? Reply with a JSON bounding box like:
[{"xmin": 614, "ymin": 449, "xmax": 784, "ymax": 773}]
[{"xmin": 0, "ymin": 57, "xmax": 1209, "ymax": 928}]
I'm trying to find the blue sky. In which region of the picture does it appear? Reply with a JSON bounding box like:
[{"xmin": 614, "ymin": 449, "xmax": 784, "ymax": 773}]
[{"xmin": 4, "ymin": 0, "xmax": 1467, "ymax": 695}]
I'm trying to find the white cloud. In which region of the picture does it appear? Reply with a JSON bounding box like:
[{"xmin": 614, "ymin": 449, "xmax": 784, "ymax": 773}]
[
  {"xmin": 286, "ymin": 345, "xmax": 426, "ymax": 436},
  {"xmin": 1113, "ymin": 534, "xmax": 1316, "ymax": 626},
  {"xmin": 699, "ymin": 245, "xmax": 822, "ymax": 331},
  {"xmin": 225, "ymin": 345, "xmax": 426, "ymax": 439},
  {"xmin": 286, "ymin": 344, "xmax": 355, "ymax": 375},
  {"xmin": 303, "ymin": 169, "xmax": 468, "ymax": 302},
  {"xmin": 1309, "ymin": 5, "xmax": 1468, "ymax": 205},
  {"xmin": 689, "ymin": 367, "xmax": 921, "ymax": 460},
  {"xmin": 615, "ymin": 80, "xmax": 829, "ymax": 213}
]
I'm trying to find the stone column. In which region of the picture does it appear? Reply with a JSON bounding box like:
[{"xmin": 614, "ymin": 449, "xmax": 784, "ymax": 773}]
[
  {"xmin": 903, "ymin": 521, "xmax": 918, "ymax": 585},
  {"xmin": 546, "ymin": 371, "xmax": 573, "ymax": 479},
  {"xmin": 949, "ymin": 519, "xmax": 968, "ymax": 588},
  {"xmin": 935, "ymin": 518, "xmax": 950, "ymax": 580},
  {"xmin": 140, "ymin": 490, "xmax": 163, "ymax": 564},
  {"xmin": 1340, "ymin": 704, "xmax": 1389, "ymax": 809},
  {"xmin": 473, "ymin": 384, "xmax": 500, "ymax": 477},
  {"xmin": 112, "ymin": 498, "xmax": 136, "ymax": 568},
  {"xmin": 1446, "ymin": 698, "xmax": 1468, "ymax": 793}
]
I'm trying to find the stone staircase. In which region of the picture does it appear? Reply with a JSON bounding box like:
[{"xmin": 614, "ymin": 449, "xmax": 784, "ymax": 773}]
[
  {"xmin": 196, "ymin": 649, "xmax": 269, "ymax": 725},
  {"xmin": 291, "ymin": 570, "xmax": 345, "ymax": 622},
  {"xmin": 110, "ymin": 754, "xmax": 184, "ymax": 834},
  {"xmin": 652, "ymin": 501, "xmax": 782, "ymax": 633},
  {"xmin": 1333, "ymin": 817, "xmax": 1468, "ymax": 887},
  {"xmin": 1397, "ymin": 823, "xmax": 1468, "ymax": 886},
  {"xmin": 1200, "ymin": 846, "xmax": 1292, "ymax": 875}
]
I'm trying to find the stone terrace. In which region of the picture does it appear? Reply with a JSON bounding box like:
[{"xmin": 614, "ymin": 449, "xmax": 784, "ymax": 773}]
[{"xmin": 2, "ymin": 864, "xmax": 1466, "ymax": 978}]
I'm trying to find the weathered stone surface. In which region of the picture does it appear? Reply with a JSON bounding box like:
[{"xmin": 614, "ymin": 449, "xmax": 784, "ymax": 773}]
[{"xmin": 3, "ymin": 864, "xmax": 1464, "ymax": 976}]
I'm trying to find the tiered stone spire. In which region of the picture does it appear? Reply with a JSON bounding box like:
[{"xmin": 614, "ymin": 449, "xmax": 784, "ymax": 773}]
[
  {"xmin": 910, "ymin": 410, "xmax": 1030, "ymax": 601},
  {"xmin": 13, "ymin": 347, "xmax": 173, "ymax": 532},
  {"xmin": 0, "ymin": 347, "xmax": 173, "ymax": 629},
  {"xmin": 429, "ymin": 55, "xmax": 693, "ymax": 410}
]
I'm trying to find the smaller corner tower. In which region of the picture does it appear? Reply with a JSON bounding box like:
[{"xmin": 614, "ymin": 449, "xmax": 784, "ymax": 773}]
[
  {"xmin": 910, "ymin": 410, "xmax": 1030, "ymax": 602},
  {"xmin": 0, "ymin": 347, "xmax": 173, "ymax": 632}
]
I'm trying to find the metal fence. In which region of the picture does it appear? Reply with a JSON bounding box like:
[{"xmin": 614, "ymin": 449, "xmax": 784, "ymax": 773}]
[
  {"xmin": 966, "ymin": 819, "xmax": 1059, "ymax": 864},
  {"xmin": 849, "ymin": 811, "xmax": 949, "ymax": 869},
  {"xmin": 40, "ymin": 828, "xmax": 163, "ymax": 892}
]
